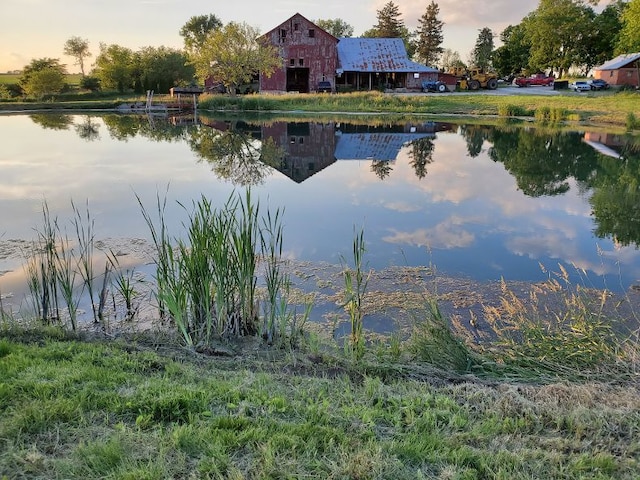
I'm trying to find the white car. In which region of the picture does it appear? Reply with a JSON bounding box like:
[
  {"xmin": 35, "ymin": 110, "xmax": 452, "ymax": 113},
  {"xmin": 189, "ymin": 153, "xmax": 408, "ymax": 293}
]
[{"xmin": 571, "ymin": 81, "xmax": 591, "ymax": 92}]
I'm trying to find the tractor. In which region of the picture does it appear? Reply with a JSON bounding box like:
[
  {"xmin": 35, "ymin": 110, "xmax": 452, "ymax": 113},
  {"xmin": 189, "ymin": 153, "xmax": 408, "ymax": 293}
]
[{"xmin": 448, "ymin": 66, "xmax": 499, "ymax": 91}]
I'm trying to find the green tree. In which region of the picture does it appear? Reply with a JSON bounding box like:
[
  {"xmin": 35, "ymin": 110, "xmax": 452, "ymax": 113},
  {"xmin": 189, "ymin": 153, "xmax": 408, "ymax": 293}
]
[
  {"xmin": 135, "ymin": 46, "xmax": 194, "ymax": 93},
  {"xmin": 63, "ymin": 36, "xmax": 91, "ymax": 76},
  {"xmin": 373, "ymin": 1, "xmax": 405, "ymax": 37},
  {"xmin": 440, "ymin": 48, "xmax": 464, "ymax": 70},
  {"xmin": 23, "ymin": 68, "xmax": 66, "ymax": 98},
  {"xmin": 93, "ymin": 43, "xmax": 135, "ymax": 93},
  {"xmin": 414, "ymin": 1, "xmax": 444, "ymax": 66},
  {"xmin": 471, "ymin": 27, "xmax": 495, "ymax": 70},
  {"xmin": 364, "ymin": 1, "xmax": 415, "ymax": 57},
  {"xmin": 577, "ymin": 2, "xmax": 624, "ymax": 74},
  {"xmin": 492, "ymin": 24, "xmax": 531, "ymax": 78},
  {"xmin": 315, "ymin": 18, "xmax": 354, "ymax": 38},
  {"xmin": 189, "ymin": 22, "xmax": 281, "ymax": 95},
  {"xmin": 525, "ymin": 0, "xmax": 595, "ymax": 77},
  {"xmin": 19, "ymin": 58, "xmax": 67, "ymax": 98},
  {"xmin": 616, "ymin": 0, "xmax": 640, "ymax": 54},
  {"xmin": 180, "ymin": 14, "xmax": 223, "ymax": 53}
]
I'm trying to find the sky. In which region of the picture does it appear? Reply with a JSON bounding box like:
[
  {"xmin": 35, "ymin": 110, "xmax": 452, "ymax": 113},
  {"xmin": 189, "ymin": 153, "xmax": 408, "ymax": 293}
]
[{"xmin": 1, "ymin": 0, "xmax": 613, "ymax": 73}]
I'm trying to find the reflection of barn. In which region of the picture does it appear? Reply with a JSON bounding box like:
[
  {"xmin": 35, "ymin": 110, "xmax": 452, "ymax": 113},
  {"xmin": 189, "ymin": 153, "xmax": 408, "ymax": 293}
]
[
  {"xmin": 594, "ymin": 53, "xmax": 640, "ymax": 88},
  {"xmin": 259, "ymin": 13, "xmax": 339, "ymax": 93},
  {"xmin": 262, "ymin": 122, "xmax": 337, "ymax": 182},
  {"xmin": 583, "ymin": 132, "xmax": 628, "ymax": 159},
  {"xmin": 335, "ymin": 122, "xmax": 451, "ymax": 161}
]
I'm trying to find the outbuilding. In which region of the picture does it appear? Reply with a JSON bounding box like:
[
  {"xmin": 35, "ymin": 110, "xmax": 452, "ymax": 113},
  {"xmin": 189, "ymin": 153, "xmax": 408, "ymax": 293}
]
[
  {"xmin": 336, "ymin": 37, "xmax": 439, "ymax": 92},
  {"xmin": 593, "ymin": 53, "xmax": 640, "ymax": 88}
]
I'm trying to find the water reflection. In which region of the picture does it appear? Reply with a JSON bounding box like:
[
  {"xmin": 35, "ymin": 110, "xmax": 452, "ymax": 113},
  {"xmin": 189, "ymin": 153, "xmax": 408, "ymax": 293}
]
[{"xmin": 2, "ymin": 112, "xmax": 640, "ymax": 295}]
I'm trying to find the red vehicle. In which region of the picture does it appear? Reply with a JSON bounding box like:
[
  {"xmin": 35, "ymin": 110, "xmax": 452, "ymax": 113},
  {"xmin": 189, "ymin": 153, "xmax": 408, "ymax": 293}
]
[{"xmin": 514, "ymin": 73, "xmax": 555, "ymax": 87}]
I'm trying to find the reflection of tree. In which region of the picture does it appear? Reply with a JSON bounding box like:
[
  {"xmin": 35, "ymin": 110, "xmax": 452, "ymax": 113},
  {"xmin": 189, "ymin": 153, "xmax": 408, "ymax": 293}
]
[
  {"xmin": 590, "ymin": 147, "xmax": 640, "ymax": 247},
  {"xmin": 460, "ymin": 125, "xmax": 491, "ymax": 158},
  {"xmin": 102, "ymin": 114, "xmax": 189, "ymax": 142},
  {"xmin": 370, "ymin": 160, "xmax": 393, "ymax": 180},
  {"xmin": 488, "ymin": 128, "xmax": 600, "ymax": 197},
  {"xmin": 102, "ymin": 114, "xmax": 142, "ymax": 141},
  {"xmin": 29, "ymin": 113, "xmax": 73, "ymax": 130},
  {"xmin": 409, "ymin": 137, "xmax": 435, "ymax": 179},
  {"xmin": 73, "ymin": 116, "xmax": 101, "ymax": 141},
  {"xmin": 188, "ymin": 126, "xmax": 284, "ymax": 186}
]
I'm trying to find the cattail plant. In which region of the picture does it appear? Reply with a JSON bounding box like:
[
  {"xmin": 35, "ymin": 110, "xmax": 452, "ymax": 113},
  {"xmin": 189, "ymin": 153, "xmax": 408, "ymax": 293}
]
[
  {"xmin": 72, "ymin": 200, "xmax": 98, "ymax": 323},
  {"xmin": 341, "ymin": 228, "xmax": 371, "ymax": 361}
]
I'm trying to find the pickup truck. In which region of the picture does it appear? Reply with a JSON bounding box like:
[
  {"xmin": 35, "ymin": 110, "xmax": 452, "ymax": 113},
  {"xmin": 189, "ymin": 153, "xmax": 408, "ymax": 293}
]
[{"xmin": 514, "ymin": 74, "xmax": 555, "ymax": 87}]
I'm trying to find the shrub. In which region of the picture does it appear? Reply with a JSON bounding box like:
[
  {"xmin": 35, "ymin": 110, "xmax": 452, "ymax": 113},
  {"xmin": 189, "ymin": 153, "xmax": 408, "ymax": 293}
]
[
  {"xmin": 626, "ymin": 112, "xmax": 639, "ymax": 131},
  {"xmin": 498, "ymin": 104, "xmax": 529, "ymax": 117},
  {"xmin": 80, "ymin": 76, "xmax": 101, "ymax": 92},
  {"xmin": 535, "ymin": 106, "xmax": 566, "ymax": 123}
]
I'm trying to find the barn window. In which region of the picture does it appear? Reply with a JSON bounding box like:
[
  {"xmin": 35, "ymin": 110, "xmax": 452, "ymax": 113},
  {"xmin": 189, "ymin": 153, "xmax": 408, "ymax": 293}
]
[
  {"xmin": 294, "ymin": 23, "xmax": 299, "ymax": 31},
  {"xmin": 290, "ymin": 59, "xmax": 295, "ymax": 66},
  {"xmin": 299, "ymin": 58, "xmax": 304, "ymax": 66},
  {"xmin": 280, "ymin": 29, "xmax": 287, "ymax": 42},
  {"xmin": 308, "ymin": 29, "xmax": 315, "ymax": 38}
]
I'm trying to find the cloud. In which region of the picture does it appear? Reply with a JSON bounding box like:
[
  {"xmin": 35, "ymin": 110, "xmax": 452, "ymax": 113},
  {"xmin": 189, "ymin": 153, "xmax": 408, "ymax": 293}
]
[{"xmin": 400, "ymin": 0, "xmax": 536, "ymax": 29}]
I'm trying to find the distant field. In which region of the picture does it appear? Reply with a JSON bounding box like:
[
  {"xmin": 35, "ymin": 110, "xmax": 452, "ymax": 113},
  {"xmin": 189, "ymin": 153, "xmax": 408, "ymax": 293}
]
[
  {"xmin": 0, "ymin": 73, "xmax": 82, "ymax": 85},
  {"xmin": 0, "ymin": 74, "xmax": 20, "ymax": 85}
]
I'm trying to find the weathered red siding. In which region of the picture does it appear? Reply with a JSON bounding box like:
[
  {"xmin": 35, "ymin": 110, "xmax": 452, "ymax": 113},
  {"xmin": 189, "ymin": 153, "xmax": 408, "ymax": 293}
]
[
  {"xmin": 595, "ymin": 68, "xmax": 640, "ymax": 87},
  {"xmin": 260, "ymin": 13, "xmax": 338, "ymax": 93}
]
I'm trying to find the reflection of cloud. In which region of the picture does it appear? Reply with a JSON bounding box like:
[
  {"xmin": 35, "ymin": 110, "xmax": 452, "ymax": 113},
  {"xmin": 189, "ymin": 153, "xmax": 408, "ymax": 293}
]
[
  {"xmin": 506, "ymin": 234, "xmax": 640, "ymax": 279},
  {"xmin": 384, "ymin": 201, "xmax": 421, "ymax": 213},
  {"xmin": 383, "ymin": 220, "xmax": 475, "ymax": 250}
]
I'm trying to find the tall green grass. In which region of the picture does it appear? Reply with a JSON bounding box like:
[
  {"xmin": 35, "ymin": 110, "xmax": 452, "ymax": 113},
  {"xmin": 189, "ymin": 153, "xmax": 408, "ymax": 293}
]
[
  {"xmin": 139, "ymin": 189, "xmax": 302, "ymax": 347},
  {"xmin": 341, "ymin": 229, "xmax": 371, "ymax": 361},
  {"xmin": 259, "ymin": 207, "xmax": 310, "ymax": 347}
]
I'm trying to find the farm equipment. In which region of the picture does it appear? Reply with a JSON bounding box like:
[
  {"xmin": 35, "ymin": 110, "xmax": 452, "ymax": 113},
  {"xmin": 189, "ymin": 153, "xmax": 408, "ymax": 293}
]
[
  {"xmin": 448, "ymin": 66, "xmax": 499, "ymax": 91},
  {"xmin": 421, "ymin": 80, "xmax": 448, "ymax": 93}
]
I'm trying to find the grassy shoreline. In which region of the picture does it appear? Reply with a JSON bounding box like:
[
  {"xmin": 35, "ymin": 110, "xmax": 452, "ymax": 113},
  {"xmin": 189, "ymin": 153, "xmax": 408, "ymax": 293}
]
[
  {"xmin": 1, "ymin": 325, "xmax": 639, "ymax": 479},
  {"xmin": 2, "ymin": 89, "xmax": 640, "ymax": 128}
]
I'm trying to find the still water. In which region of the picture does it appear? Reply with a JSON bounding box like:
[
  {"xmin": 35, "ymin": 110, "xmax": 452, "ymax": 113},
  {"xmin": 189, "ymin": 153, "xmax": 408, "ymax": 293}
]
[{"xmin": 1, "ymin": 112, "xmax": 639, "ymax": 319}]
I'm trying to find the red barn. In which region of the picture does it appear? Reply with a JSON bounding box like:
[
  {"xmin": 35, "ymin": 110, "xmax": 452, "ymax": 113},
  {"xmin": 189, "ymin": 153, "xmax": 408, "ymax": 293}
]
[{"xmin": 259, "ymin": 13, "xmax": 338, "ymax": 93}]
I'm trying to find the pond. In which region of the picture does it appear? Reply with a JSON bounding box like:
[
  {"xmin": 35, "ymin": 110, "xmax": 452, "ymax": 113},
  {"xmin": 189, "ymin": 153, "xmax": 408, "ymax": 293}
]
[{"xmin": 1, "ymin": 112, "xmax": 639, "ymax": 331}]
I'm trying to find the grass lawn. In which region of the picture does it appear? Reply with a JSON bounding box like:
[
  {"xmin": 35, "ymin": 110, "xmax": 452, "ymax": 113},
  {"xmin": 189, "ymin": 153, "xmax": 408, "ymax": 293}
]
[
  {"xmin": 1, "ymin": 326, "xmax": 638, "ymax": 479},
  {"xmin": 197, "ymin": 89, "xmax": 640, "ymax": 128},
  {"xmin": 2, "ymin": 84, "xmax": 639, "ymax": 129}
]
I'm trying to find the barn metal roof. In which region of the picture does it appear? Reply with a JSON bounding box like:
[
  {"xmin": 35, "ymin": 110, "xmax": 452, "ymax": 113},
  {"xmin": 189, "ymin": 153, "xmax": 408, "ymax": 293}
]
[
  {"xmin": 334, "ymin": 132, "xmax": 434, "ymax": 161},
  {"xmin": 595, "ymin": 52, "xmax": 640, "ymax": 71},
  {"xmin": 337, "ymin": 38, "xmax": 438, "ymax": 73}
]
